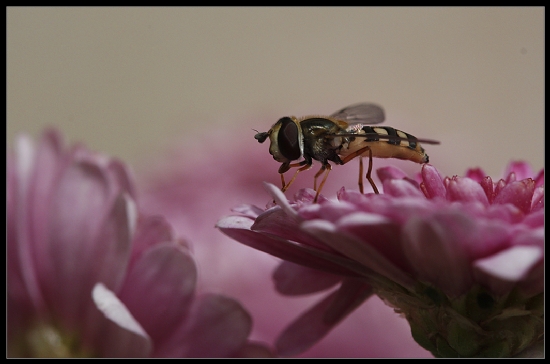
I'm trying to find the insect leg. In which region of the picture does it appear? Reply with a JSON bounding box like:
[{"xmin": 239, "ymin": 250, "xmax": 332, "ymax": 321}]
[
  {"xmin": 358, "ymin": 157, "xmax": 364, "ymax": 194},
  {"xmin": 364, "ymin": 147, "xmax": 379, "ymax": 194},
  {"xmin": 313, "ymin": 163, "xmax": 332, "ymax": 202},
  {"xmin": 281, "ymin": 161, "xmax": 312, "ymax": 193},
  {"xmin": 313, "ymin": 165, "xmax": 325, "ymax": 191},
  {"xmin": 340, "ymin": 145, "xmax": 379, "ymax": 194}
]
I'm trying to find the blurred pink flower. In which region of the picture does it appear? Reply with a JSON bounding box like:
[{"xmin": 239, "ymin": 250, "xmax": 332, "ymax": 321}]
[
  {"xmin": 7, "ymin": 129, "xmax": 257, "ymax": 358},
  {"xmin": 139, "ymin": 125, "xmax": 430, "ymax": 357},
  {"xmin": 217, "ymin": 162, "xmax": 544, "ymax": 357}
]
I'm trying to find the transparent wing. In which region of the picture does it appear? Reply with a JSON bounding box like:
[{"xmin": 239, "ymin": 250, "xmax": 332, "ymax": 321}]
[
  {"xmin": 330, "ymin": 103, "xmax": 386, "ymax": 125},
  {"xmin": 335, "ymin": 132, "xmax": 440, "ymax": 145}
]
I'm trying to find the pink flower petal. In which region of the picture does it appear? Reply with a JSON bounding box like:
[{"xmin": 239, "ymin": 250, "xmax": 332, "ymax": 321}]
[
  {"xmin": 231, "ymin": 204, "xmax": 265, "ymax": 219},
  {"xmin": 276, "ymin": 279, "xmax": 373, "ymax": 356},
  {"xmin": 473, "ymin": 245, "xmax": 542, "ymax": 282},
  {"xmin": 233, "ymin": 341, "xmax": 275, "ymax": 357},
  {"xmin": 298, "ymin": 200, "xmax": 358, "ymax": 222},
  {"xmin": 93, "ymin": 194, "xmax": 136, "ymax": 288},
  {"xmin": 14, "ymin": 134, "xmax": 38, "ymax": 190},
  {"xmin": 508, "ymin": 229, "xmax": 544, "ymax": 296},
  {"xmin": 402, "ymin": 211, "xmax": 474, "ymax": 297},
  {"xmin": 293, "ymin": 188, "xmax": 327, "ymax": 204},
  {"xmin": 157, "ymin": 294, "xmax": 252, "ymax": 357},
  {"xmin": 71, "ymin": 195, "xmax": 135, "ymax": 342},
  {"xmin": 530, "ymin": 186, "xmax": 544, "ymax": 212},
  {"xmin": 253, "ymin": 207, "xmax": 335, "ymax": 252},
  {"xmin": 474, "ymin": 227, "xmax": 544, "ymax": 295},
  {"xmin": 446, "ymin": 177, "xmax": 489, "ymax": 206},
  {"xmin": 43, "ymin": 172, "xmax": 134, "ymax": 327},
  {"xmin": 273, "ymin": 261, "xmax": 342, "ymax": 295},
  {"xmin": 465, "ymin": 167, "xmax": 487, "ymax": 182},
  {"xmin": 522, "ymin": 209, "xmax": 544, "ymax": 228},
  {"xmin": 217, "ymin": 216, "xmax": 367, "ymax": 277},
  {"xmin": 12, "ymin": 132, "xmax": 65, "ymax": 312},
  {"xmin": 263, "ymin": 182, "xmax": 298, "ymax": 219},
  {"xmin": 106, "ymin": 159, "xmax": 137, "ymax": 200},
  {"xmin": 479, "ymin": 176, "xmax": 495, "ymax": 203},
  {"xmin": 337, "ymin": 187, "xmax": 364, "ymax": 202},
  {"xmin": 484, "ymin": 203, "xmax": 524, "ymax": 224},
  {"xmin": 377, "ymin": 165, "xmax": 408, "ymax": 183},
  {"xmin": 47, "ymin": 162, "xmax": 113, "ymax": 260},
  {"xmin": 460, "ymin": 219, "xmax": 511, "ymax": 260},
  {"xmin": 7, "ymin": 177, "xmax": 38, "ymax": 339},
  {"xmin": 510, "ymin": 227, "xmax": 544, "ymax": 248},
  {"xmin": 91, "ymin": 283, "xmax": 152, "ymax": 358},
  {"xmin": 92, "ymin": 283, "xmax": 149, "ymax": 339},
  {"xmin": 533, "ymin": 169, "xmax": 544, "ymax": 187},
  {"xmin": 503, "ymin": 161, "xmax": 534, "ymax": 181},
  {"xmin": 336, "ymin": 212, "xmax": 413, "ymax": 273},
  {"xmin": 420, "ymin": 164, "xmax": 446, "ymax": 199},
  {"xmin": 128, "ymin": 215, "xmax": 176, "ymax": 267},
  {"xmin": 217, "ymin": 214, "xmax": 255, "ymax": 230},
  {"xmin": 383, "ymin": 178, "xmax": 424, "ymax": 198},
  {"xmin": 494, "ymin": 178, "xmax": 507, "ymax": 197},
  {"xmin": 118, "ymin": 242, "xmax": 197, "ymax": 345},
  {"xmin": 302, "ymin": 219, "xmax": 415, "ymax": 290},
  {"xmin": 493, "ymin": 179, "xmax": 535, "ymax": 214}
]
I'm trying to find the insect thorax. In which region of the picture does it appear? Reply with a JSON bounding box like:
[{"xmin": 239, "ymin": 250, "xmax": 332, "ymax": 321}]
[{"xmin": 300, "ymin": 118, "xmax": 347, "ymax": 164}]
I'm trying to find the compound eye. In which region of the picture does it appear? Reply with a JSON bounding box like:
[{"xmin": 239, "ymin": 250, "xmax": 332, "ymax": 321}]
[{"xmin": 277, "ymin": 117, "xmax": 301, "ymax": 160}]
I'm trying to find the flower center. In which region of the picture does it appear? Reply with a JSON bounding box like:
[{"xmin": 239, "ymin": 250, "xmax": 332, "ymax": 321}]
[{"xmin": 9, "ymin": 322, "xmax": 94, "ymax": 358}]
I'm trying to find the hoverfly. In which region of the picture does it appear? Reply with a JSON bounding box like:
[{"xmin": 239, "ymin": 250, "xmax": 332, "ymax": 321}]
[{"xmin": 254, "ymin": 103, "xmax": 440, "ymax": 202}]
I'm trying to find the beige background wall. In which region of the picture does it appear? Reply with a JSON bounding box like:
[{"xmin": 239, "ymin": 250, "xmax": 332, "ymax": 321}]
[{"xmin": 7, "ymin": 7, "xmax": 544, "ymax": 178}]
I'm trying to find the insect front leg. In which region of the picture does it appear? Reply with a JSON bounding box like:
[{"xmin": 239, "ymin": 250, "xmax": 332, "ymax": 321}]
[
  {"xmin": 278, "ymin": 162, "xmax": 291, "ymax": 190},
  {"xmin": 279, "ymin": 160, "xmax": 312, "ymax": 193},
  {"xmin": 341, "ymin": 146, "xmax": 379, "ymax": 194}
]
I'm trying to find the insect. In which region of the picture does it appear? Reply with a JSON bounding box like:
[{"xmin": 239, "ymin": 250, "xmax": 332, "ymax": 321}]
[{"xmin": 254, "ymin": 103, "xmax": 440, "ymax": 202}]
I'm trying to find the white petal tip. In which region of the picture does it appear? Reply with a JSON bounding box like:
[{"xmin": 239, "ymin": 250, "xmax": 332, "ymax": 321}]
[
  {"xmin": 263, "ymin": 182, "xmax": 298, "ymax": 218},
  {"xmin": 92, "ymin": 283, "xmax": 149, "ymax": 340}
]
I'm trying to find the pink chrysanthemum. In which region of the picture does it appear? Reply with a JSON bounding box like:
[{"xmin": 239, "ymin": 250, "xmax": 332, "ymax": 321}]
[
  {"xmin": 217, "ymin": 162, "xmax": 544, "ymax": 357},
  {"xmin": 7, "ymin": 129, "xmax": 259, "ymax": 358},
  {"xmin": 139, "ymin": 127, "xmax": 430, "ymax": 358}
]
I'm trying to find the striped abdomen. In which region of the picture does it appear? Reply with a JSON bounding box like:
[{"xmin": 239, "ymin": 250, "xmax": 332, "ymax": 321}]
[{"xmin": 340, "ymin": 125, "xmax": 429, "ymax": 164}]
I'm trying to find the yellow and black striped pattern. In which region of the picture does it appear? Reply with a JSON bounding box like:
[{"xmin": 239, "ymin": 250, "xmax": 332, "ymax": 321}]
[{"xmin": 341, "ymin": 125, "xmax": 429, "ymax": 164}]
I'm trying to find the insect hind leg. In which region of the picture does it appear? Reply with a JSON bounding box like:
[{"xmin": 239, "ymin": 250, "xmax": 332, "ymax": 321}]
[
  {"xmin": 358, "ymin": 157, "xmax": 364, "ymax": 194},
  {"xmin": 364, "ymin": 148, "xmax": 379, "ymax": 194},
  {"xmin": 341, "ymin": 146, "xmax": 380, "ymax": 194}
]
